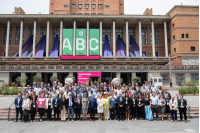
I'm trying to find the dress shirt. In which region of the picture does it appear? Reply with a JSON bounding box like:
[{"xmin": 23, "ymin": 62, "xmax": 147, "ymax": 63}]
[
  {"xmin": 150, "ymin": 96, "xmax": 159, "ymax": 105},
  {"xmin": 34, "ymin": 88, "xmax": 42, "ymax": 96},
  {"xmin": 151, "ymin": 86, "xmax": 157, "ymax": 93},
  {"xmin": 117, "ymin": 89, "xmax": 121, "ymax": 96}
]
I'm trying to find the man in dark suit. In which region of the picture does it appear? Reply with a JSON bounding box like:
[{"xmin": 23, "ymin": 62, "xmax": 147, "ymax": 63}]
[
  {"xmin": 134, "ymin": 83, "xmax": 140, "ymax": 91},
  {"xmin": 14, "ymin": 93, "xmax": 23, "ymax": 122},
  {"xmin": 109, "ymin": 93, "xmax": 116, "ymax": 120},
  {"xmin": 66, "ymin": 93, "xmax": 74, "ymax": 121},
  {"xmin": 74, "ymin": 94, "xmax": 82, "ymax": 120},
  {"xmin": 101, "ymin": 82, "xmax": 108, "ymax": 92},
  {"xmin": 86, "ymin": 86, "xmax": 93, "ymax": 98},
  {"xmin": 52, "ymin": 83, "xmax": 57, "ymax": 90},
  {"xmin": 116, "ymin": 92, "xmax": 125, "ymax": 121},
  {"xmin": 52, "ymin": 94, "xmax": 60, "ymax": 122},
  {"xmin": 89, "ymin": 94, "xmax": 97, "ymax": 121},
  {"xmin": 67, "ymin": 82, "xmax": 73, "ymax": 92},
  {"xmin": 79, "ymin": 88, "xmax": 85, "ymax": 99},
  {"xmin": 72, "ymin": 88, "xmax": 78, "ymax": 100},
  {"xmin": 162, "ymin": 89, "xmax": 171, "ymax": 99},
  {"xmin": 178, "ymin": 95, "xmax": 187, "ymax": 123}
]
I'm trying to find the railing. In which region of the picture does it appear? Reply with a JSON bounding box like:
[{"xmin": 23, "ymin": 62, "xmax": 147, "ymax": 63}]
[
  {"xmin": 176, "ymin": 93, "xmax": 191, "ymax": 118},
  {"xmin": 0, "ymin": 65, "xmax": 198, "ymax": 71},
  {"xmin": 8, "ymin": 100, "xmax": 14, "ymax": 121}
]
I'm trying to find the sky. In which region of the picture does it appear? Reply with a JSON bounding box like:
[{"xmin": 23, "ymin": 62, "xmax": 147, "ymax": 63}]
[{"xmin": 0, "ymin": 0, "xmax": 199, "ymax": 15}]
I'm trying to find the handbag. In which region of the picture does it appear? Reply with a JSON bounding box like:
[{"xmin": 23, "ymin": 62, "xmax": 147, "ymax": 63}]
[{"xmin": 23, "ymin": 110, "xmax": 28, "ymax": 116}]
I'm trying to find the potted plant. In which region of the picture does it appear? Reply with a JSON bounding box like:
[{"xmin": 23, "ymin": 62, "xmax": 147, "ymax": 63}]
[{"xmin": 33, "ymin": 74, "xmax": 42, "ymax": 84}]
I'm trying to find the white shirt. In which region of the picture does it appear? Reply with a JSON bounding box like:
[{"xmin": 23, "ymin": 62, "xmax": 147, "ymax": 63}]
[
  {"xmin": 56, "ymin": 89, "xmax": 60, "ymax": 94},
  {"xmin": 151, "ymin": 86, "xmax": 157, "ymax": 93},
  {"xmin": 151, "ymin": 96, "xmax": 159, "ymax": 105},
  {"xmin": 117, "ymin": 89, "xmax": 121, "ymax": 96},
  {"xmin": 34, "ymin": 88, "xmax": 42, "ymax": 96}
]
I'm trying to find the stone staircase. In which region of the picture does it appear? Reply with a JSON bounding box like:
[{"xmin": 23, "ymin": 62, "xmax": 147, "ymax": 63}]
[{"xmin": 0, "ymin": 106, "xmax": 198, "ymax": 121}]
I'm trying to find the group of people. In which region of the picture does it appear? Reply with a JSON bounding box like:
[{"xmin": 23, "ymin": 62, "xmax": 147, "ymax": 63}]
[{"xmin": 14, "ymin": 81, "xmax": 188, "ymax": 123}]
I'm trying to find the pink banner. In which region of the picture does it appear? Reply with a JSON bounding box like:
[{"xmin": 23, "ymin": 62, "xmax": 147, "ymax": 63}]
[
  {"xmin": 61, "ymin": 55, "xmax": 100, "ymax": 60},
  {"xmin": 78, "ymin": 72, "xmax": 101, "ymax": 84}
]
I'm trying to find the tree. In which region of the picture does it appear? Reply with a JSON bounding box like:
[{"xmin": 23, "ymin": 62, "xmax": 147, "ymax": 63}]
[
  {"xmin": 50, "ymin": 75, "xmax": 59, "ymax": 83},
  {"xmin": 131, "ymin": 76, "xmax": 141, "ymax": 85},
  {"xmin": 33, "ymin": 74, "xmax": 42, "ymax": 84},
  {"xmin": 15, "ymin": 76, "xmax": 28, "ymax": 87}
]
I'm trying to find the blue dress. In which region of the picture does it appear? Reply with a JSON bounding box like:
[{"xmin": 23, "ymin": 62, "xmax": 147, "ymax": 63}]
[{"xmin": 144, "ymin": 99, "xmax": 153, "ymax": 120}]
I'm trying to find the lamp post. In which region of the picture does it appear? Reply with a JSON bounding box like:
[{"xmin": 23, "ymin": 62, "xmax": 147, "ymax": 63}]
[{"xmin": 169, "ymin": 54, "xmax": 171, "ymax": 79}]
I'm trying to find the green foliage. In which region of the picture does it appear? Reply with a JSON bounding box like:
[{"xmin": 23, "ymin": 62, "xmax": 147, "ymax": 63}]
[
  {"xmin": 33, "ymin": 74, "xmax": 42, "ymax": 84},
  {"xmin": 120, "ymin": 78, "xmax": 123, "ymax": 84},
  {"xmin": 95, "ymin": 77, "xmax": 101, "ymax": 85},
  {"xmin": 50, "ymin": 76, "xmax": 59, "ymax": 83},
  {"xmin": 131, "ymin": 76, "xmax": 141, "ymax": 83},
  {"xmin": 0, "ymin": 88, "xmax": 22, "ymax": 95},
  {"xmin": 179, "ymin": 80, "xmax": 199, "ymax": 95},
  {"xmin": 15, "ymin": 76, "xmax": 27, "ymax": 86}
]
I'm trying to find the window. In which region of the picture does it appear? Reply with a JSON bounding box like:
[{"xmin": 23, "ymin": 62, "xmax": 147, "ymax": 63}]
[
  {"xmin": 85, "ymin": 13, "xmax": 89, "ymax": 15},
  {"xmin": 78, "ymin": 4, "xmax": 82, "ymax": 8},
  {"xmin": 2, "ymin": 26, "xmax": 12, "ymax": 44},
  {"xmin": 65, "ymin": 26, "xmax": 73, "ymax": 29},
  {"xmin": 71, "ymin": 4, "xmax": 76, "ymax": 8},
  {"xmin": 155, "ymin": 52, "xmax": 159, "ymax": 57},
  {"xmin": 191, "ymin": 47, "xmax": 195, "ymax": 51},
  {"xmin": 51, "ymin": 13, "xmax": 53, "ymax": 14},
  {"xmin": 102, "ymin": 26, "xmax": 111, "ymax": 44},
  {"xmin": 174, "ymin": 48, "xmax": 176, "ymax": 52},
  {"xmin": 15, "ymin": 26, "xmax": 25, "ymax": 44},
  {"xmin": 115, "ymin": 27, "xmax": 123, "ymax": 42},
  {"xmin": 176, "ymin": 73, "xmax": 185, "ymax": 83},
  {"xmin": 172, "ymin": 23, "xmax": 174, "ymax": 28},
  {"xmin": 120, "ymin": 4, "xmax": 122, "ymax": 5},
  {"xmin": 92, "ymin": 4, "xmax": 96, "ymax": 8},
  {"xmin": 77, "ymin": 26, "xmax": 86, "ymax": 29},
  {"xmin": 40, "ymin": 26, "xmax": 47, "ymax": 39},
  {"xmin": 191, "ymin": 74, "xmax": 199, "ymax": 82},
  {"xmin": 90, "ymin": 26, "xmax": 99, "ymax": 29},
  {"xmin": 71, "ymin": 13, "xmax": 76, "ymax": 15},
  {"xmin": 169, "ymin": 50, "xmax": 170, "ymax": 54},
  {"xmin": 98, "ymin": 4, "xmax": 102, "ymax": 8},
  {"xmin": 28, "ymin": 26, "xmax": 37, "ymax": 43},
  {"xmin": 105, "ymin": 5, "xmax": 109, "ymax": 8},
  {"xmin": 98, "ymin": 13, "xmax": 103, "ymax": 15},
  {"xmin": 182, "ymin": 34, "xmax": 184, "ymax": 38},
  {"xmin": 173, "ymin": 35, "xmax": 175, "ymax": 40},
  {"xmin": 128, "ymin": 27, "xmax": 135, "ymax": 44},
  {"xmin": 85, "ymin": 4, "xmax": 89, "ymax": 8},
  {"xmin": 64, "ymin": 4, "xmax": 68, "ymax": 7},
  {"xmin": 78, "ymin": 13, "xmax": 82, "ymax": 15},
  {"xmin": 91, "ymin": 13, "xmax": 96, "ymax": 15},
  {"xmin": 141, "ymin": 27, "xmax": 148, "ymax": 45},
  {"xmin": 151, "ymin": 27, "xmax": 160, "ymax": 45},
  {"xmin": 52, "ymin": 26, "xmax": 60, "ymax": 44},
  {"xmin": 186, "ymin": 34, "xmax": 188, "ymax": 38}
]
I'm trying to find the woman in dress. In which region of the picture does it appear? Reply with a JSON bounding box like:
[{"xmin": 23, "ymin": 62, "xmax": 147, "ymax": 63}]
[
  {"xmin": 137, "ymin": 94, "xmax": 144, "ymax": 119},
  {"xmin": 144, "ymin": 94, "xmax": 153, "ymax": 120},
  {"xmin": 103, "ymin": 94, "xmax": 110, "ymax": 121},
  {"xmin": 165, "ymin": 93, "xmax": 171, "ymax": 120},
  {"xmin": 130, "ymin": 94, "xmax": 137, "ymax": 120},
  {"xmin": 37, "ymin": 94, "xmax": 46, "ymax": 122},
  {"xmin": 97, "ymin": 94, "xmax": 104, "ymax": 121},
  {"xmin": 45, "ymin": 94, "xmax": 53, "ymax": 121},
  {"xmin": 82, "ymin": 93, "xmax": 89, "ymax": 121},
  {"xmin": 22, "ymin": 95, "xmax": 30, "ymax": 122},
  {"xmin": 29, "ymin": 95, "xmax": 37, "ymax": 122},
  {"xmin": 124, "ymin": 93, "xmax": 131, "ymax": 121},
  {"xmin": 159, "ymin": 95, "xmax": 166, "ymax": 121}
]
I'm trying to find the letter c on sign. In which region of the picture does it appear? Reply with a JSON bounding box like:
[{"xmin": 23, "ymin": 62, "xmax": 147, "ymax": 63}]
[{"xmin": 90, "ymin": 38, "xmax": 98, "ymax": 51}]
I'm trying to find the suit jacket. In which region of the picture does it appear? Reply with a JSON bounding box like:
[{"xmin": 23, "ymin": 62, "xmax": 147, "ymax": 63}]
[
  {"xmin": 74, "ymin": 97, "xmax": 82, "ymax": 108},
  {"xmin": 66, "ymin": 98, "xmax": 74, "ymax": 109},
  {"xmin": 130, "ymin": 98, "xmax": 137, "ymax": 107},
  {"xmin": 134, "ymin": 86, "xmax": 141, "ymax": 91},
  {"xmin": 109, "ymin": 97, "xmax": 116, "ymax": 108},
  {"xmin": 52, "ymin": 98, "xmax": 60, "ymax": 109},
  {"xmin": 178, "ymin": 99, "xmax": 187, "ymax": 109},
  {"xmin": 15, "ymin": 97, "xmax": 23, "ymax": 107},
  {"xmin": 89, "ymin": 98, "xmax": 97, "ymax": 109},
  {"xmin": 169, "ymin": 99, "xmax": 178, "ymax": 110},
  {"xmin": 162, "ymin": 92, "xmax": 171, "ymax": 99},
  {"xmin": 59, "ymin": 99, "xmax": 67, "ymax": 110},
  {"xmin": 140, "ymin": 87, "xmax": 148, "ymax": 93},
  {"xmin": 79, "ymin": 92, "xmax": 85, "ymax": 99},
  {"xmin": 116, "ymin": 96, "xmax": 125, "ymax": 107},
  {"xmin": 45, "ymin": 98, "xmax": 53, "ymax": 109},
  {"xmin": 72, "ymin": 91, "xmax": 78, "ymax": 100},
  {"xmin": 103, "ymin": 98, "xmax": 109, "ymax": 108},
  {"xmin": 51, "ymin": 86, "xmax": 57, "ymax": 90},
  {"xmin": 124, "ymin": 97, "xmax": 131, "ymax": 108},
  {"xmin": 101, "ymin": 86, "xmax": 108, "ymax": 91},
  {"xmin": 86, "ymin": 90, "xmax": 93, "ymax": 98}
]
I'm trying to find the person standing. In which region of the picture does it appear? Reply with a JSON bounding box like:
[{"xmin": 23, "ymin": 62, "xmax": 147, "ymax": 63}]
[
  {"xmin": 150, "ymin": 92, "xmax": 159, "ymax": 121},
  {"xmin": 109, "ymin": 93, "xmax": 116, "ymax": 120},
  {"xmin": 22, "ymin": 95, "xmax": 30, "ymax": 122},
  {"xmin": 178, "ymin": 95, "xmax": 187, "ymax": 123},
  {"xmin": 165, "ymin": 93, "xmax": 171, "ymax": 120},
  {"xmin": 151, "ymin": 83, "xmax": 157, "ymax": 93},
  {"xmin": 124, "ymin": 93, "xmax": 131, "ymax": 121},
  {"xmin": 81, "ymin": 93, "xmax": 89, "ymax": 121},
  {"xmin": 169, "ymin": 96, "xmax": 178, "ymax": 122},
  {"xmin": 97, "ymin": 94, "xmax": 104, "ymax": 121},
  {"xmin": 45, "ymin": 94, "xmax": 53, "ymax": 121},
  {"xmin": 34, "ymin": 84, "xmax": 42, "ymax": 96},
  {"xmin": 159, "ymin": 95, "xmax": 166, "ymax": 121},
  {"xmin": 89, "ymin": 94, "xmax": 97, "ymax": 121},
  {"xmin": 116, "ymin": 93, "xmax": 125, "ymax": 121},
  {"xmin": 52, "ymin": 94, "xmax": 60, "ymax": 122},
  {"xmin": 74, "ymin": 94, "xmax": 82, "ymax": 121},
  {"xmin": 37, "ymin": 94, "xmax": 46, "ymax": 122},
  {"xmin": 59, "ymin": 95, "xmax": 67, "ymax": 122},
  {"xmin": 137, "ymin": 94, "xmax": 144, "ymax": 119},
  {"xmin": 29, "ymin": 95, "xmax": 37, "ymax": 122},
  {"xmin": 103, "ymin": 94, "xmax": 110, "ymax": 121},
  {"xmin": 66, "ymin": 93, "xmax": 74, "ymax": 121},
  {"xmin": 144, "ymin": 94, "xmax": 153, "ymax": 120},
  {"xmin": 130, "ymin": 94, "xmax": 137, "ymax": 120},
  {"xmin": 14, "ymin": 93, "xmax": 23, "ymax": 122}
]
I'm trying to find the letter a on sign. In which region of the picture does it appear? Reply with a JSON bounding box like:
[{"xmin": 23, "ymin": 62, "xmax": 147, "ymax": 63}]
[
  {"xmin": 63, "ymin": 29, "xmax": 73, "ymax": 55},
  {"xmin": 76, "ymin": 29, "xmax": 86, "ymax": 55}
]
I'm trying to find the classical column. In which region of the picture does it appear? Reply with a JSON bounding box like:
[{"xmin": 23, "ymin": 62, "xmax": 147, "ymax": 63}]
[
  {"xmin": 5, "ymin": 19, "xmax": 10, "ymax": 57},
  {"xmin": 113, "ymin": 20, "xmax": 116, "ymax": 57},
  {"xmin": 164, "ymin": 20, "xmax": 168, "ymax": 57},
  {"xmin": 126, "ymin": 20, "xmax": 129, "ymax": 57},
  {"xmin": 46, "ymin": 19, "xmax": 50, "ymax": 57},
  {"xmin": 19, "ymin": 19, "xmax": 23, "ymax": 57},
  {"xmin": 151, "ymin": 20, "xmax": 155, "ymax": 57},
  {"xmin": 32, "ymin": 19, "xmax": 37, "ymax": 57},
  {"xmin": 73, "ymin": 20, "xmax": 76, "ymax": 56},
  {"xmin": 138, "ymin": 20, "xmax": 142, "ymax": 57},
  {"xmin": 116, "ymin": 72, "xmax": 120, "ymax": 79},
  {"xmin": 60, "ymin": 19, "xmax": 63, "ymax": 56},
  {"xmin": 100, "ymin": 20, "xmax": 102, "ymax": 57},
  {"xmin": 86, "ymin": 20, "xmax": 89, "ymax": 55}
]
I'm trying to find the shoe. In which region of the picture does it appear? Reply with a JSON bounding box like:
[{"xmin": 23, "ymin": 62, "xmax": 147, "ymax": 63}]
[
  {"xmin": 90, "ymin": 119, "xmax": 92, "ymax": 121},
  {"xmin": 175, "ymin": 120, "xmax": 177, "ymax": 123},
  {"xmin": 180, "ymin": 120, "xmax": 182, "ymax": 122},
  {"xmin": 67, "ymin": 119, "xmax": 69, "ymax": 122},
  {"xmin": 135, "ymin": 118, "xmax": 137, "ymax": 120},
  {"xmin": 53, "ymin": 120, "xmax": 55, "ymax": 122},
  {"xmin": 118, "ymin": 119, "xmax": 120, "ymax": 121},
  {"xmin": 14, "ymin": 120, "xmax": 18, "ymax": 122},
  {"xmin": 185, "ymin": 120, "xmax": 187, "ymax": 123},
  {"xmin": 57, "ymin": 120, "xmax": 59, "ymax": 122},
  {"xmin": 20, "ymin": 120, "xmax": 22, "ymax": 122},
  {"xmin": 156, "ymin": 119, "xmax": 159, "ymax": 121},
  {"xmin": 171, "ymin": 120, "xmax": 174, "ymax": 122},
  {"xmin": 93, "ymin": 119, "xmax": 95, "ymax": 121}
]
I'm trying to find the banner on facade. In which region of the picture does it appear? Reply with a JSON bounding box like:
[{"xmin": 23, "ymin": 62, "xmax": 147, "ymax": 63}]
[
  {"xmin": 89, "ymin": 29, "xmax": 99, "ymax": 55},
  {"xmin": 62, "ymin": 29, "xmax": 73, "ymax": 55},
  {"xmin": 76, "ymin": 29, "xmax": 86, "ymax": 55},
  {"xmin": 78, "ymin": 72, "xmax": 101, "ymax": 84}
]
